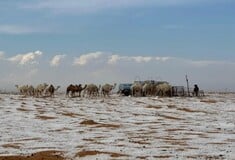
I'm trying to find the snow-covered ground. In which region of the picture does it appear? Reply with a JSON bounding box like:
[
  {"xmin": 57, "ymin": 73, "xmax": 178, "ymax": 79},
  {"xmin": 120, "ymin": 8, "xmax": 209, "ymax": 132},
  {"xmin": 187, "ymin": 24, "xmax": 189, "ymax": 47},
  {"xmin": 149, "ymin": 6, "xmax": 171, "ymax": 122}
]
[{"xmin": 0, "ymin": 93, "xmax": 234, "ymax": 159}]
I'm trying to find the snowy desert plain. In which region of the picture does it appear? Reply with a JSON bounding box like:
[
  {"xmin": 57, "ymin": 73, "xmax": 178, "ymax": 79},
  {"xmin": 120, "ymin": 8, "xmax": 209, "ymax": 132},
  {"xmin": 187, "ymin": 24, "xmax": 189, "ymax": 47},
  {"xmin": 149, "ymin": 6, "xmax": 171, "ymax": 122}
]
[{"xmin": 0, "ymin": 93, "xmax": 234, "ymax": 160}]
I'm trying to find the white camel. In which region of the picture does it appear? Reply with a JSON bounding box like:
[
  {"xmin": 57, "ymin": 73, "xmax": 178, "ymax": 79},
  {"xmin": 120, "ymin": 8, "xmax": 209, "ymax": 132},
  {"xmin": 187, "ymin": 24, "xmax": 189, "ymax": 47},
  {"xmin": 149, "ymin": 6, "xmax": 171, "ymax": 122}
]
[
  {"xmin": 15, "ymin": 85, "xmax": 28, "ymax": 95},
  {"xmin": 27, "ymin": 85, "xmax": 35, "ymax": 96},
  {"xmin": 34, "ymin": 83, "xmax": 48, "ymax": 97},
  {"xmin": 156, "ymin": 83, "xmax": 172, "ymax": 97},
  {"xmin": 142, "ymin": 82, "xmax": 153, "ymax": 96},
  {"xmin": 131, "ymin": 82, "xmax": 143, "ymax": 97},
  {"xmin": 101, "ymin": 83, "xmax": 116, "ymax": 97},
  {"xmin": 84, "ymin": 84, "xmax": 100, "ymax": 97}
]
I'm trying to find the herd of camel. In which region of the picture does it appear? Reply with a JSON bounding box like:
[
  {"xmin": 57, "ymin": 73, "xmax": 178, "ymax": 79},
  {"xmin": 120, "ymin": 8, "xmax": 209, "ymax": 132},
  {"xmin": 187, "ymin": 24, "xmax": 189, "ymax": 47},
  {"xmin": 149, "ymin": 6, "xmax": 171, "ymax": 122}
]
[
  {"xmin": 15, "ymin": 81, "xmax": 173, "ymax": 98},
  {"xmin": 15, "ymin": 83, "xmax": 117, "ymax": 98}
]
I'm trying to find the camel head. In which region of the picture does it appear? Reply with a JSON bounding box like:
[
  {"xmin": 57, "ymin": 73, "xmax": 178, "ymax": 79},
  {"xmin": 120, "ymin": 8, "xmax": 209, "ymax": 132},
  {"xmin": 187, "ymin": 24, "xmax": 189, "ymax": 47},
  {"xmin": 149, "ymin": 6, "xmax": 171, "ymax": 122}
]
[{"xmin": 15, "ymin": 85, "xmax": 19, "ymax": 88}]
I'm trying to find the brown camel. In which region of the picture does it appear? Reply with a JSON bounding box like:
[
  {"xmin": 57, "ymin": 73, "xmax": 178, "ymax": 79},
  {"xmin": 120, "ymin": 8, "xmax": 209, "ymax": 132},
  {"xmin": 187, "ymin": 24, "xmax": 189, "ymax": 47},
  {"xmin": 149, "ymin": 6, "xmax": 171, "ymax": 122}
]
[
  {"xmin": 46, "ymin": 85, "xmax": 60, "ymax": 97},
  {"xmin": 66, "ymin": 84, "xmax": 87, "ymax": 97}
]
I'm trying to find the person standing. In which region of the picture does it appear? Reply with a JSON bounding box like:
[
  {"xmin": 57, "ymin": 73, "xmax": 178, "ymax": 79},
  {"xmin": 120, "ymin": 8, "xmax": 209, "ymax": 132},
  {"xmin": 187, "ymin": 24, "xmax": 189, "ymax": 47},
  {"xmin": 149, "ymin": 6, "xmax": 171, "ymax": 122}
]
[{"xmin": 193, "ymin": 84, "xmax": 199, "ymax": 96}]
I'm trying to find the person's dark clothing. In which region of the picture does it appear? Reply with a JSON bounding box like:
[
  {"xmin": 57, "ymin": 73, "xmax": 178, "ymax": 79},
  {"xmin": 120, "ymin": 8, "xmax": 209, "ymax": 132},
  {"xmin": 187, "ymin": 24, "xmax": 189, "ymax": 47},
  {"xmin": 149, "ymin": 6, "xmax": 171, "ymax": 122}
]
[{"xmin": 194, "ymin": 85, "xmax": 199, "ymax": 96}]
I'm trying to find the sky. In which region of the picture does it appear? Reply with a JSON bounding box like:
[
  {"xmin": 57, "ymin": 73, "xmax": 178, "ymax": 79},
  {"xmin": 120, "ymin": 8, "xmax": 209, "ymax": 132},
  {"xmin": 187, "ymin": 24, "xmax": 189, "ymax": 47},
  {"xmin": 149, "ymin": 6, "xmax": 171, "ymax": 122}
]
[{"xmin": 0, "ymin": 0, "xmax": 235, "ymax": 92}]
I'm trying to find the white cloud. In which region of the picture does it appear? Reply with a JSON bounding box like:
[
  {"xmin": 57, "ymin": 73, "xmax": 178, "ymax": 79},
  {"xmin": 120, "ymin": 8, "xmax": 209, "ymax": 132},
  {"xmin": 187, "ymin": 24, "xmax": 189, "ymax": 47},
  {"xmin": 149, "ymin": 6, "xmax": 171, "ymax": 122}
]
[
  {"xmin": 50, "ymin": 54, "xmax": 66, "ymax": 67},
  {"xmin": 1, "ymin": 51, "xmax": 235, "ymax": 91},
  {"xmin": 108, "ymin": 55, "xmax": 171, "ymax": 64},
  {"xmin": 8, "ymin": 51, "xmax": 43, "ymax": 65},
  {"xmin": 108, "ymin": 54, "xmax": 121, "ymax": 65},
  {"xmin": 132, "ymin": 56, "xmax": 153, "ymax": 63},
  {"xmin": 155, "ymin": 56, "xmax": 172, "ymax": 62},
  {"xmin": 0, "ymin": 25, "xmax": 47, "ymax": 34},
  {"xmin": 73, "ymin": 51, "xmax": 103, "ymax": 66}
]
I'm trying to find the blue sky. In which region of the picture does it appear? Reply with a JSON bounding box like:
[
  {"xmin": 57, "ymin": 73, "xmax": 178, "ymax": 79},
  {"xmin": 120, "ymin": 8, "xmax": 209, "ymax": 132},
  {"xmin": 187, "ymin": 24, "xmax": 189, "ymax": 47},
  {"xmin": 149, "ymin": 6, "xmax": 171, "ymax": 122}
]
[{"xmin": 0, "ymin": 0, "xmax": 235, "ymax": 91}]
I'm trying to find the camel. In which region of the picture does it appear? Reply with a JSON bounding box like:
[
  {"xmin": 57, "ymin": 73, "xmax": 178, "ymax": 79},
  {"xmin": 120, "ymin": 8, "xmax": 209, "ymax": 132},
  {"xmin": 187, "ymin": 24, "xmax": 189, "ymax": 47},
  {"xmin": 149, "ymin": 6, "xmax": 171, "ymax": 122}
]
[
  {"xmin": 83, "ymin": 84, "xmax": 100, "ymax": 97},
  {"xmin": 66, "ymin": 84, "xmax": 87, "ymax": 97},
  {"xmin": 142, "ymin": 82, "xmax": 153, "ymax": 96},
  {"xmin": 34, "ymin": 83, "xmax": 48, "ymax": 97},
  {"xmin": 131, "ymin": 82, "xmax": 143, "ymax": 97},
  {"xmin": 27, "ymin": 85, "xmax": 35, "ymax": 96},
  {"xmin": 15, "ymin": 85, "xmax": 28, "ymax": 95},
  {"xmin": 101, "ymin": 83, "xmax": 116, "ymax": 97},
  {"xmin": 156, "ymin": 83, "xmax": 172, "ymax": 97},
  {"xmin": 45, "ymin": 85, "xmax": 60, "ymax": 97}
]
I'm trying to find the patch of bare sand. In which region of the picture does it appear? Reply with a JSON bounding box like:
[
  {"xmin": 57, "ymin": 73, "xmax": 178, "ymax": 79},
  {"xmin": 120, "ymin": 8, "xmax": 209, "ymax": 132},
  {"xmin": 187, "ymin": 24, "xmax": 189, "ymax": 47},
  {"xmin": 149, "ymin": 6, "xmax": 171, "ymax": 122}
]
[
  {"xmin": 145, "ymin": 105, "xmax": 162, "ymax": 109},
  {"xmin": 158, "ymin": 114, "xmax": 185, "ymax": 120},
  {"xmin": 207, "ymin": 142, "xmax": 228, "ymax": 145},
  {"xmin": 153, "ymin": 155, "xmax": 173, "ymax": 159},
  {"xmin": 135, "ymin": 101, "xmax": 146, "ymax": 105},
  {"xmin": 60, "ymin": 112, "xmax": 81, "ymax": 118},
  {"xmin": 167, "ymin": 104, "xmax": 177, "ymax": 108},
  {"xmin": 36, "ymin": 115, "xmax": 56, "ymax": 120},
  {"xmin": 2, "ymin": 143, "xmax": 22, "ymax": 149},
  {"xmin": 200, "ymin": 99, "xmax": 217, "ymax": 103},
  {"xmin": 136, "ymin": 156, "xmax": 150, "ymax": 159},
  {"xmin": 187, "ymin": 154, "xmax": 225, "ymax": 159},
  {"xmin": 49, "ymin": 127, "xmax": 72, "ymax": 132},
  {"xmin": 177, "ymin": 108, "xmax": 216, "ymax": 114},
  {"xmin": 82, "ymin": 138, "xmax": 105, "ymax": 145},
  {"xmin": 80, "ymin": 120, "xmax": 121, "ymax": 128},
  {"xmin": 129, "ymin": 140, "xmax": 151, "ymax": 145},
  {"xmin": 16, "ymin": 107, "xmax": 33, "ymax": 112},
  {"xmin": 225, "ymin": 138, "xmax": 235, "ymax": 142},
  {"xmin": 16, "ymin": 138, "xmax": 41, "ymax": 142},
  {"xmin": 165, "ymin": 128, "xmax": 188, "ymax": 132},
  {"xmin": 163, "ymin": 140, "xmax": 188, "ymax": 146},
  {"xmin": 75, "ymin": 150, "xmax": 128, "ymax": 158},
  {"xmin": 0, "ymin": 151, "xmax": 65, "ymax": 160}
]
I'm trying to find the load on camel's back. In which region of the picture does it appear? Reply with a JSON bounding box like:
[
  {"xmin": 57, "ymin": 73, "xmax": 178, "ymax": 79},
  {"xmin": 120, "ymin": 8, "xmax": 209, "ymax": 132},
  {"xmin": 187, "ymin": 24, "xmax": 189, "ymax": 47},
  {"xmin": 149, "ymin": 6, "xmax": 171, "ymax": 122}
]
[{"xmin": 156, "ymin": 82, "xmax": 172, "ymax": 97}]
